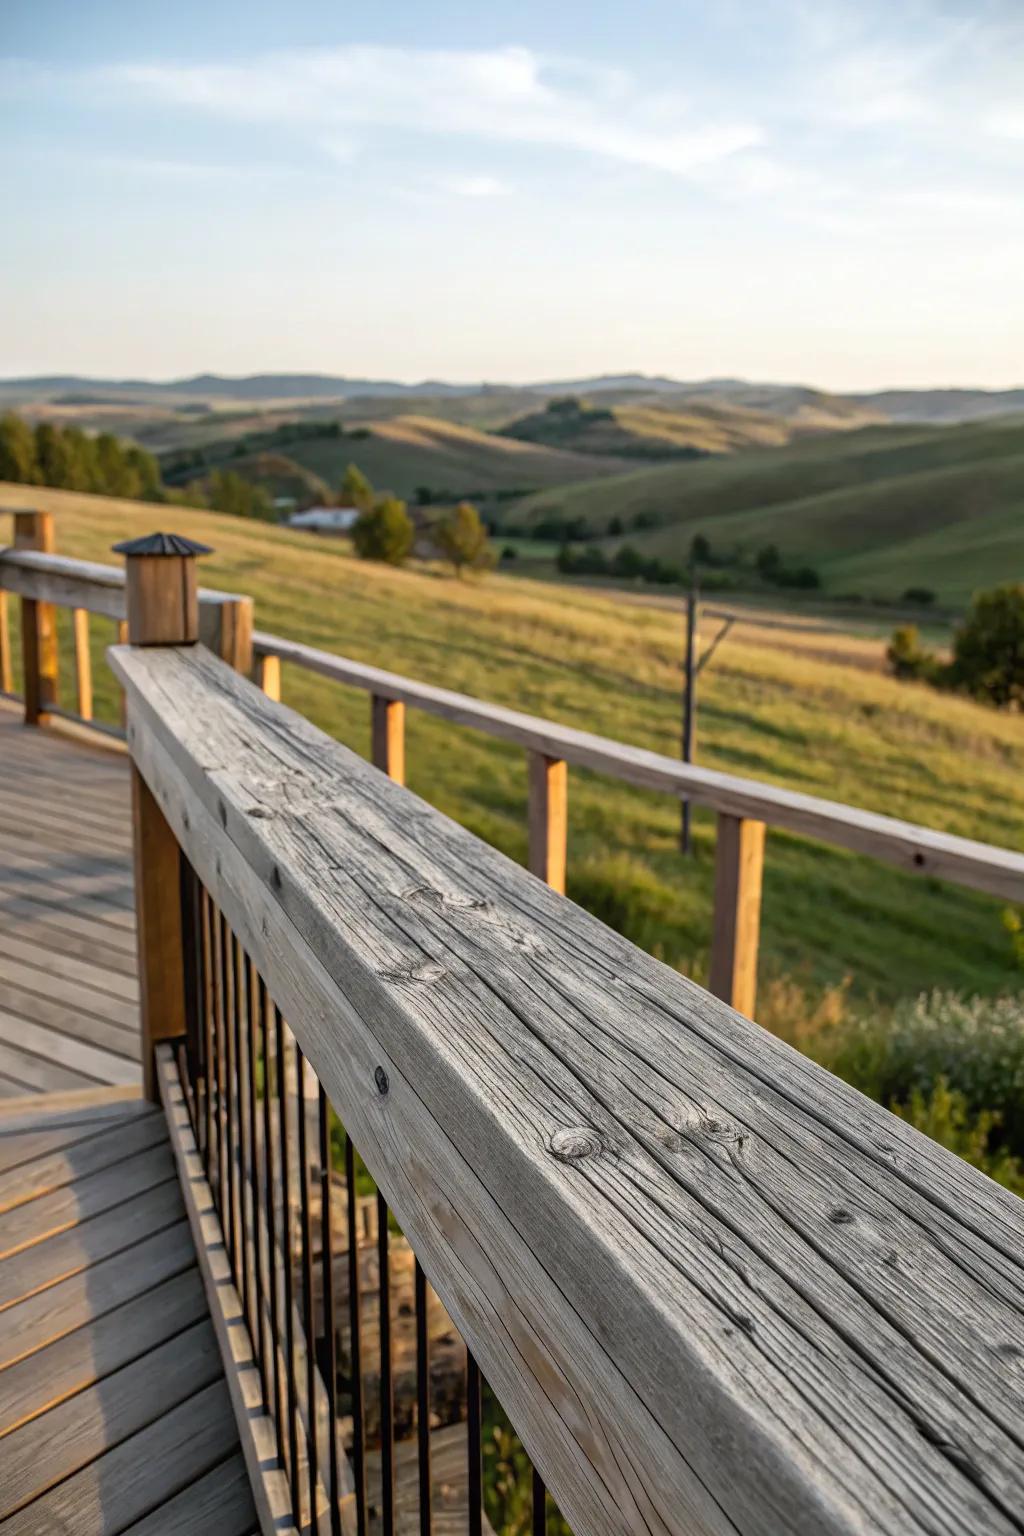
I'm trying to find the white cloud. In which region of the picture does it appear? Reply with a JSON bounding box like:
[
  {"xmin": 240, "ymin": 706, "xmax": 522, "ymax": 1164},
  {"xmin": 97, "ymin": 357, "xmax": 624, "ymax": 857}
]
[
  {"xmin": 93, "ymin": 45, "xmax": 760, "ymax": 179},
  {"xmin": 437, "ymin": 175, "xmax": 510, "ymax": 198}
]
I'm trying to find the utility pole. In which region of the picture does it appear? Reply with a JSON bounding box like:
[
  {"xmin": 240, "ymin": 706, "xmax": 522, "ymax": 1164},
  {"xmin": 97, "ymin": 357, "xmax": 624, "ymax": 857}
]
[{"xmin": 681, "ymin": 564, "xmax": 698, "ymax": 853}]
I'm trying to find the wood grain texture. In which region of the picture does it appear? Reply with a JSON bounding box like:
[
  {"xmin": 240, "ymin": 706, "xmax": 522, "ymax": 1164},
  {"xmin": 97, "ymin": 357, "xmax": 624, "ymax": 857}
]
[
  {"xmin": 252, "ymin": 627, "xmax": 1024, "ymax": 902},
  {"xmin": 125, "ymin": 555, "xmax": 198, "ymax": 647},
  {"xmin": 526, "ymin": 751, "xmax": 567, "ymax": 894},
  {"xmin": 112, "ymin": 640, "xmax": 1024, "ymax": 1536},
  {"xmin": 130, "ymin": 765, "xmax": 186, "ymax": 1100},
  {"xmin": 708, "ymin": 813, "xmax": 765, "ymax": 1018},
  {"xmin": 0, "ymin": 1378, "xmax": 243, "ymax": 1536}
]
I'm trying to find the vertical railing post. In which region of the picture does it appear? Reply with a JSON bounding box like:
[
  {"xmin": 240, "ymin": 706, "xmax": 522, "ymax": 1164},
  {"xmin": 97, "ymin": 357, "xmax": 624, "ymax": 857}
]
[
  {"xmin": 0, "ymin": 589, "xmax": 12, "ymax": 695},
  {"xmin": 708, "ymin": 811, "xmax": 765, "ymax": 1018},
  {"xmin": 13, "ymin": 509, "xmax": 58, "ymax": 725},
  {"xmin": 371, "ymin": 694, "xmax": 406, "ymax": 784},
  {"xmin": 201, "ymin": 594, "xmax": 254, "ymax": 675},
  {"xmin": 256, "ymin": 651, "xmax": 281, "ymax": 701},
  {"xmin": 527, "ymin": 751, "xmax": 568, "ymax": 895},
  {"xmin": 72, "ymin": 608, "xmax": 93, "ymax": 720},
  {"xmin": 114, "ymin": 531, "xmax": 211, "ymax": 1100}
]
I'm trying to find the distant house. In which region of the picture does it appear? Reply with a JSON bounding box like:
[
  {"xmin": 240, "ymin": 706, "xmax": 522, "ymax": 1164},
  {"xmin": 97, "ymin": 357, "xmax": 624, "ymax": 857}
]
[{"xmin": 287, "ymin": 506, "xmax": 360, "ymax": 535}]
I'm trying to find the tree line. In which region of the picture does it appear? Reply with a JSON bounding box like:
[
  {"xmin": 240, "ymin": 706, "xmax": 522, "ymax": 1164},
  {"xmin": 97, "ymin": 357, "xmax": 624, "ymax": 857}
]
[
  {"xmin": 887, "ymin": 586, "xmax": 1024, "ymax": 709},
  {"xmin": 0, "ymin": 412, "xmax": 163, "ymax": 501}
]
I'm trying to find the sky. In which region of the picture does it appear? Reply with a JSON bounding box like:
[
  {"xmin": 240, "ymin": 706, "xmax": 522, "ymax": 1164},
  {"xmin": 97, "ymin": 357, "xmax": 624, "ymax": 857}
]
[{"xmin": 1, "ymin": 0, "xmax": 1022, "ymax": 390}]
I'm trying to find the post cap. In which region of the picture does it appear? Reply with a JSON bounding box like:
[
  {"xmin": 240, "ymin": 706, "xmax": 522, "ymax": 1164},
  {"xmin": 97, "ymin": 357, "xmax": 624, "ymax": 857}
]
[{"xmin": 112, "ymin": 532, "xmax": 213, "ymax": 557}]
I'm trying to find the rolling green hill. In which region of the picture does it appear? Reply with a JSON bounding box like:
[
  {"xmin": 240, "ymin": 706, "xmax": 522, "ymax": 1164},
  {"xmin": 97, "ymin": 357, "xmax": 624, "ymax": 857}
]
[
  {"xmin": 270, "ymin": 413, "xmax": 633, "ymax": 500},
  {"xmin": 501, "ymin": 393, "xmax": 878, "ymax": 459},
  {"xmin": 2, "ymin": 480, "xmax": 1022, "ymax": 1019},
  {"xmin": 508, "ymin": 417, "xmax": 1024, "ymax": 603}
]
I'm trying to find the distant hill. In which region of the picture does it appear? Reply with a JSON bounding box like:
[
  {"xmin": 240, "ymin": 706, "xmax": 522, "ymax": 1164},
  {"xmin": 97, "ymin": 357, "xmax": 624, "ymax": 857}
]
[
  {"xmin": 506, "ymin": 417, "xmax": 1024, "ymax": 604},
  {"xmin": 3, "ymin": 372, "xmax": 1023, "ymax": 425},
  {"xmin": 501, "ymin": 393, "xmax": 877, "ymax": 459}
]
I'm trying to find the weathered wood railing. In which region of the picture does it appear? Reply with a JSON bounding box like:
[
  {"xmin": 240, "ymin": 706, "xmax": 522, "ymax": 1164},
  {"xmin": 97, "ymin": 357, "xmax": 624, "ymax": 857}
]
[
  {"xmin": 2, "ymin": 525, "xmax": 1023, "ymax": 1027},
  {"xmin": 110, "ymin": 536, "xmax": 1023, "ymax": 1536},
  {"xmin": 0, "ymin": 511, "xmax": 253, "ymax": 735}
]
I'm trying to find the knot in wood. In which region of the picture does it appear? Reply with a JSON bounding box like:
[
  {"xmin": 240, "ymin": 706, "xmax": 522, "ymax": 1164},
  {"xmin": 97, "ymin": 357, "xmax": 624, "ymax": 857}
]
[
  {"xmin": 548, "ymin": 1126, "xmax": 603, "ymax": 1163},
  {"xmin": 380, "ymin": 958, "xmax": 446, "ymax": 985}
]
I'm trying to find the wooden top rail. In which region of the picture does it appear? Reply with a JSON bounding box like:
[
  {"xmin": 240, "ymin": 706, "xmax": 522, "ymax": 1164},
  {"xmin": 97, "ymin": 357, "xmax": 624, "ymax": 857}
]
[
  {"xmin": 110, "ymin": 638, "xmax": 1024, "ymax": 1536},
  {"xmin": 0, "ymin": 547, "xmax": 243, "ymax": 622},
  {"xmin": 254, "ymin": 628, "xmax": 1024, "ymax": 903}
]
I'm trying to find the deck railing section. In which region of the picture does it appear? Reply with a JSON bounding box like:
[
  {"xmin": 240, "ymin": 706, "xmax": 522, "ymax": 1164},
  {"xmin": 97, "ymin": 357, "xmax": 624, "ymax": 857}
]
[
  {"xmin": 107, "ymin": 534, "xmax": 1024, "ymax": 1536},
  {"xmin": 3, "ymin": 529, "xmax": 1023, "ymax": 1024}
]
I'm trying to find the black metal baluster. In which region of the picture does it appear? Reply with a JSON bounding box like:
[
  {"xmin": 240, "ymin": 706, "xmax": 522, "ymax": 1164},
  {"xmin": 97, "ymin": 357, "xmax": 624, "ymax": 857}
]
[
  {"xmin": 222, "ymin": 913, "xmax": 237, "ymax": 1282},
  {"xmin": 277, "ymin": 1006, "xmax": 301, "ymax": 1520},
  {"xmin": 377, "ymin": 1190, "xmax": 394, "ymax": 1536},
  {"xmin": 532, "ymin": 1468, "xmax": 547, "ymax": 1536},
  {"xmin": 212, "ymin": 902, "xmax": 227, "ymax": 1215},
  {"xmin": 296, "ymin": 1043, "xmax": 318, "ymax": 1531},
  {"xmin": 178, "ymin": 857, "xmax": 200, "ymax": 1141},
  {"xmin": 192, "ymin": 872, "xmax": 207, "ymax": 1160},
  {"xmin": 415, "ymin": 1259, "xmax": 431, "ymax": 1536},
  {"xmin": 233, "ymin": 938, "xmax": 249, "ymax": 1339},
  {"xmin": 202, "ymin": 891, "xmax": 215, "ymax": 1183},
  {"xmin": 346, "ymin": 1133, "xmax": 367, "ymax": 1536},
  {"xmin": 247, "ymin": 956, "xmax": 264, "ymax": 1396},
  {"xmin": 467, "ymin": 1352, "xmax": 482, "ymax": 1536},
  {"xmin": 261, "ymin": 978, "xmax": 284, "ymax": 1471},
  {"xmin": 319, "ymin": 1087, "xmax": 342, "ymax": 1536}
]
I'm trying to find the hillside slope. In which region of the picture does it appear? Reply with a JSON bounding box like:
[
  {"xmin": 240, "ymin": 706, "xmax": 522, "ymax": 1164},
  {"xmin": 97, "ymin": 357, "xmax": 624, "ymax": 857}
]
[
  {"xmin": 2, "ymin": 481, "xmax": 1021, "ymax": 1011},
  {"xmin": 279, "ymin": 413, "xmax": 633, "ymax": 498},
  {"xmin": 509, "ymin": 418, "xmax": 1024, "ymax": 602}
]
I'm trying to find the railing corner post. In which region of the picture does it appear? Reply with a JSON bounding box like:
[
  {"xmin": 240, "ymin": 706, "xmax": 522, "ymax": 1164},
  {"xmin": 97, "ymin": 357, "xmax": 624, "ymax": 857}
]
[
  {"xmin": 371, "ymin": 694, "xmax": 406, "ymax": 785},
  {"xmin": 114, "ymin": 530, "xmax": 212, "ymax": 1100},
  {"xmin": 13, "ymin": 509, "xmax": 58, "ymax": 726}
]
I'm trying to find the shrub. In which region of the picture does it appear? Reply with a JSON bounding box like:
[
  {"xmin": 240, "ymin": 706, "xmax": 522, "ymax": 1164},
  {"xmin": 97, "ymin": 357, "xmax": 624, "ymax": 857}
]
[
  {"xmin": 339, "ymin": 463, "xmax": 374, "ymax": 512},
  {"xmin": 824, "ymin": 989, "xmax": 1024, "ymax": 1159},
  {"xmin": 351, "ymin": 496, "xmax": 414, "ymax": 565},
  {"xmin": 903, "ymin": 586, "xmax": 936, "ymax": 606},
  {"xmin": 690, "ymin": 533, "xmax": 712, "ymax": 565},
  {"xmin": 433, "ymin": 500, "xmax": 494, "ymax": 577},
  {"xmin": 890, "ymin": 1079, "xmax": 1024, "ymax": 1195},
  {"xmin": 886, "ymin": 624, "xmax": 934, "ymax": 680},
  {"xmin": 951, "ymin": 583, "xmax": 1024, "ymax": 708}
]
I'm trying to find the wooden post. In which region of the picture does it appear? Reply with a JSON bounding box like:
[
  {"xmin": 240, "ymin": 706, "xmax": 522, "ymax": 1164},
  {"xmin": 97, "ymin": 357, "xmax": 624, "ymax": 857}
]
[
  {"xmin": 371, "ymin": 694, "xmax": 405, "ymax": 784},
  {"xmin": 708, "ymin": 812, "xmax": 765, "ymax": 1018},
  {"xmin": 72, "ymin": 608, "xmax": 93, "ymax": 720},
  {"xmin": 256, "ymin": 651, "xmax": 281, "ymax": 701},
  {"xmin": 114, "ymin": 531, "xmax": 211, "ymax": 1100},
  {"xmin": 13, "ymin": 510, "xmax": 58, "ymax": 725},
  {"xmin": 0, "ymin": 591, "xmax": 12, "ymax": 694},
  {"xmin": 116, "ymin": 619, "xmax": 129, "ymax": 726},
  {"xmin": 200, "ymin": 594, "xmax": 254, "ymax": 674},
  {"xmin": 527, "ymin": 751, "xmax": 568, "ymax": 895}
]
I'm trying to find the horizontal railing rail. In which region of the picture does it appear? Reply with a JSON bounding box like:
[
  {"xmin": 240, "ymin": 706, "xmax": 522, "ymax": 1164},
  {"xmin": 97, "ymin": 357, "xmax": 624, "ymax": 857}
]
[
  {"xmin": 0, "ymin": 527, "xmax": 252, "ymax": 736},
  {"xmin": 3, "ymin": 531, "xmax": 1022, "ymax": 1023},
  {"xmin": 113, "ymin": 613, "xmax": 1024, "ymax": 1536},
  {"xmin": 252, "ymin": 627, "xmax": 1024, "ymax": 900}
]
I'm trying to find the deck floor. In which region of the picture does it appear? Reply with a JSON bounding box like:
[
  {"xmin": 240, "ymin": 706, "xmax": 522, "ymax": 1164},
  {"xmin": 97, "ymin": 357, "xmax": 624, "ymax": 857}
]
[
  {"xmin": 0, "ymin": 700, "xmax": 141, "ymax": 1096},
  {"xmin": 0, "ymin": 1088, "xmax": 256, "ymax": 1534}
]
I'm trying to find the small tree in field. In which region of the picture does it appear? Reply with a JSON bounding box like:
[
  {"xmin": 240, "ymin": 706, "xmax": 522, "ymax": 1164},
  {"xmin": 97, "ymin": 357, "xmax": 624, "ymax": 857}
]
[
  {"xmin": 339, "ymin": 463, "xmax": 374, "ymax": 512},
  {"xmin": 952, "ymin": 584, "xmax": 1024, "ymax": 708},
  {"xmin": 352, "ymin": 496, "xmax": 414, "ymax": 566},
  {"xmin": 433, "ymin": 501, "xmax": 494, "ymax": 577},
  {"xmin": 886, "ymin": 624, "xmax": 937, "ymax": 681}
]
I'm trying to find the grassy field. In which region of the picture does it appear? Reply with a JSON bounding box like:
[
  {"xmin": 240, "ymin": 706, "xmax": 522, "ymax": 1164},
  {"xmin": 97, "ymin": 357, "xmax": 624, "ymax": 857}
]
[
  {"xmin": 508, "ymin": 416, "xmax": 1024, "ymax": 604},
  {"xmin": 2, "ymin": 481, "xmax": 1022, "ymax": 1020}
]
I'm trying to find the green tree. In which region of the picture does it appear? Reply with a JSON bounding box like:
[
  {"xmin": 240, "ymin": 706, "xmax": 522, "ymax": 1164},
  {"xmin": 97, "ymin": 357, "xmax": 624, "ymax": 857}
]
[
  {"xmin": 34, "ymin": 423, "xmax": 76, "ymax": 488},
  {"xmin": 886, "ymin": 624, "xmax": 937, "ymax": 681},
  {"xmin": 690, "ymin": 532, "xmax": 711, "ymax": 565},
  {"xmin": 0, "ymin": 413, "xmax": 39, "ymax": 484},
  {"xmin": 125, "ymin": 446, "xmax": 163, "ymax": 502},
  {"xmin": 433, "ymin": 500, "xmax": 494, "ymax": 577},
  {"xmin": 952, "ymin": 584, "xmax": 1024, "ymax": 708},
  {"xmin": 62, "ymin": 427, "xmax": 99, "ymax": 492},
  {"xmin": 339, "ymin": 463, "xmax": 374, "ymax": 512},
  {"xmin": 351, "ymin": 496, "xmax": 414, "ymax": 565}
]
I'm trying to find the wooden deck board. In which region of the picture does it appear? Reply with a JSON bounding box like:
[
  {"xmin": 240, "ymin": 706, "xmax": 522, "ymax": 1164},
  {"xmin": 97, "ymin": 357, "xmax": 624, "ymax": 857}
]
[
  {"xmin": 0, "ymin": 700, "xmax": 141, "ymax": 1095},
  {"xmin": 0, "ymin": 1091, "xmax": 256, "ymax": 1535}
]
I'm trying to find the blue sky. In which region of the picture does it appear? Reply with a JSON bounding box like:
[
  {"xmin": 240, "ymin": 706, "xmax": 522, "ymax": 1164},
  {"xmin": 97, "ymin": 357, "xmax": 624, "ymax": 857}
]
[{"xmin": 2, "ymin": 0, "xmax": 1022, "ymax": 388}]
